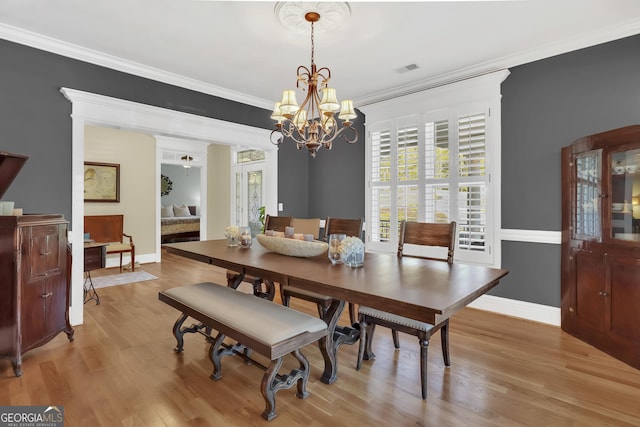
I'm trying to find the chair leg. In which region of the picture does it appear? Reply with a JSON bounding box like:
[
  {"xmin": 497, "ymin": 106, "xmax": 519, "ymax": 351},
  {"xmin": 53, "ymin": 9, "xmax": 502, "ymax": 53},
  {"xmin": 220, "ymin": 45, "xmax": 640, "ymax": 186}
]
[
  {"xmin": 356, "ymin": 318, "xmax": 367, "ymax": 370},
  {"xmin": 131, "ymin": 249, "xmax": 135, "ymax": 272},
  {"xmin": 119, "ymin": 253, "xmax": 123, "ymax": 272},
  {"xmin": 441, "ymin": 320, "xmax": 451, "ymax": 366},
  {"xmin": 392, "ymin": 329, "xmax": 400, "ymax": 349},
  {"xmin": 419, "ymin": 337, "xmax": 429, "ymax": 400},
  {"xmin": 280, "ymin": 288, "xmax": 290, "ymax": 307},
  {"xmin": 348, "ymin": 302, "xmax": 357, "ymax": 326},
  {"xmin": 363, "ymin": 322, "xmax": 376, "ymax": 361}
]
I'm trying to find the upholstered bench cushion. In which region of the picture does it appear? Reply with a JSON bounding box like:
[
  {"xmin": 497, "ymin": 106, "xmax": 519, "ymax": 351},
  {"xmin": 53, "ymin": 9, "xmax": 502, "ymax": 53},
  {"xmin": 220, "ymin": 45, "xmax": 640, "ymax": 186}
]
[
  {"xmin": 162, "ymin": 282, "xmax": 327, "ymax": 347},
  {"xmin": 106, "ymin": 243, "xmax": 133, "ymax": 252},
  {"xmin": 359, "ymin": 306, "xmax": 434, "ymax": 332}
]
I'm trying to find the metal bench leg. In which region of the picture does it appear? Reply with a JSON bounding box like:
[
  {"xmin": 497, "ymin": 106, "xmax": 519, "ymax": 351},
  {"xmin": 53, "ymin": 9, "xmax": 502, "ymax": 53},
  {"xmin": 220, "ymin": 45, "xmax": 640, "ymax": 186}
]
[
  {"xmin": 292, "ymin": 348, "xmax": 310, "ymax": 399},
  {"xmin": 172, "ymin": 314, "xmax": 210, "ymax": 353},
  {"xmin": 261, "ymin": 357, "xmax": 284, "ymax": 421}
]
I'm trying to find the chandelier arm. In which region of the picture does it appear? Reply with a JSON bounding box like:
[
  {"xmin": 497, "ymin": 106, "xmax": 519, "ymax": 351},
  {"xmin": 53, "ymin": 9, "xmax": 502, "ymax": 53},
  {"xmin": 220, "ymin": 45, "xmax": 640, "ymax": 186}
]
[
  {"xmin": 296, "ymin": 66, "xmax": 312, "ymax": 88},
  {"xmin": 284, "ymin": 121, "xmax": 308, "ymax": 146},
  {"xmin": 270, "ymin": 128, "xmax": 284, "ymax": 146},
  {"xmin": 315, "ymin": 67, "xmax": 332, "ymax": 87},
  {"xmin": 339, "ymin": 124, "xmax": 359, "ymax": 145}
]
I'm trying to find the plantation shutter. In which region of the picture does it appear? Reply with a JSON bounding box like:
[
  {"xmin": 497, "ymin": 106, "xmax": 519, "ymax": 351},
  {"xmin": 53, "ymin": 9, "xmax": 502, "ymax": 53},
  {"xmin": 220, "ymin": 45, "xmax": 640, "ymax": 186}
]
[
  {"xmin": 457, "ymin": 113, "xmax": 488, "ymax": 254},
  {"xmin": 371, "ymin": 128, "xmax": 392, "ymax": 243},
  {"xmin": 367, "ymin": 106, "xmax": 494, "ymax": 264}
]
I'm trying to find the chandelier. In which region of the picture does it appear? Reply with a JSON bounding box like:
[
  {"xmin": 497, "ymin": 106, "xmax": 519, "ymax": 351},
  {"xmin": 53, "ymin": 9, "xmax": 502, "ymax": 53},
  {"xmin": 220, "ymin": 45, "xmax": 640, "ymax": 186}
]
[
  {"xmin": 270, "ymin": 11, "xmax": 357, "ymax": 157},
  {"xmin": 181, "ymin": 155, "xmax": 193, "ymax": 169}
]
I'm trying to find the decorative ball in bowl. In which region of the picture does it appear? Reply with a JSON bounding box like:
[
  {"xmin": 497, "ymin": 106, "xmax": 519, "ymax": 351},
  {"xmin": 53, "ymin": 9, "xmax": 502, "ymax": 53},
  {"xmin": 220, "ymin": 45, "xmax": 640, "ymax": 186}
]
[{"xmin": 256, "ymin": 234, "xmax": 328, "ymax": 257}]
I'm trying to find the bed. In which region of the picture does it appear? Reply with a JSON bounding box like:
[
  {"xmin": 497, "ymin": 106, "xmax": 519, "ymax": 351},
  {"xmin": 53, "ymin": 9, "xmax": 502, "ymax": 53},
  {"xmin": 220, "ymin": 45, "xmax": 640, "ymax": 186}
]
[{"xmin": 161, "ymin": 205, "xmax": 200, "ymax": 243}]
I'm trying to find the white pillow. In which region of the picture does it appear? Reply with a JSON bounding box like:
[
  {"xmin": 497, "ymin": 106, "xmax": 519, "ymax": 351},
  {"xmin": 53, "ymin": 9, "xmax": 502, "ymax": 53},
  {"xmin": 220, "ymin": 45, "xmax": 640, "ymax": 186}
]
[
  {"xmin": 161, "ymin": 205, "xmax": 175, "ymax": 218},
  {"xmin": 173, "ymin": 204, "xmax": 191, "ymax": 217}
]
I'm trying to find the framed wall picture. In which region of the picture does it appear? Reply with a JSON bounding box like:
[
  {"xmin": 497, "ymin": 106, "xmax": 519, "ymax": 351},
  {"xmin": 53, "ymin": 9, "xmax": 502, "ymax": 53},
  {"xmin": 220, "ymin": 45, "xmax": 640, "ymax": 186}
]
[{"xmin": 84, "ymin": 161, "xmax": 120, "ymax": 202}]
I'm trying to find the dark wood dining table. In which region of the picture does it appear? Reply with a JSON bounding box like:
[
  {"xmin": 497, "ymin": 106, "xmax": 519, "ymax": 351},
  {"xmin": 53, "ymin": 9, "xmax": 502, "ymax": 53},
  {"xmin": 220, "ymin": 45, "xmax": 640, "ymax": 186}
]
[{"xmin": 165, "ymin": 239, "xmax": 509, "ymax": 384}]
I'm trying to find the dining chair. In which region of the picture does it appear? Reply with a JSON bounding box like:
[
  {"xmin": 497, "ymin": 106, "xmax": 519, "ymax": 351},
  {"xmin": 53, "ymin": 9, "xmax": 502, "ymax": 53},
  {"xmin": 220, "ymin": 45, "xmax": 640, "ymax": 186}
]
[
  {"xmin": 356, "ymin": 220, "xmax": 457, "ymax": 399},
  {"xmin": 226, "ymin": 215, "xmax": 292, "ymax": 299},
  {"xmin": 291, "ymin": 217, "xmax": 321, "ymax": 239},
  {"xmin": 280, "ymin": 217, "xmax": 363, "ymax": 325}
]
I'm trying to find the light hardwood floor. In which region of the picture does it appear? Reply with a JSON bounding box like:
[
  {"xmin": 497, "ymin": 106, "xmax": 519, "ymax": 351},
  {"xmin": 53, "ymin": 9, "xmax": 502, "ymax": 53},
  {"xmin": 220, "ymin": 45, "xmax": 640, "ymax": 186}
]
[{"xmin": 1, "ymin": 249, "xmax": 639, "ymax": 426}]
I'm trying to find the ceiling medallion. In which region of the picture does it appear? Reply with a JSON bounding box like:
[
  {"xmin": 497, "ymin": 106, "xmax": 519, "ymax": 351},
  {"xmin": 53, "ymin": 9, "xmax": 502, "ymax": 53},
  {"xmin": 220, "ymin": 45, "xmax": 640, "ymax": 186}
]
[{"xmin": 274, "ymin": 2, "xmax": 351, "ymax": 34}]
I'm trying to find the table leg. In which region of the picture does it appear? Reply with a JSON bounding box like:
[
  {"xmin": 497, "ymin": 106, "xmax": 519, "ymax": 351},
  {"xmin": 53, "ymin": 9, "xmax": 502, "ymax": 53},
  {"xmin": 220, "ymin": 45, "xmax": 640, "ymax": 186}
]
[
  {"xmin": 317, "ymin": 298, "xmax": 360, "ymax": 384},
  {"xmin": 227, "ymin": 270, "xmax": 245, "ymax": 289}
]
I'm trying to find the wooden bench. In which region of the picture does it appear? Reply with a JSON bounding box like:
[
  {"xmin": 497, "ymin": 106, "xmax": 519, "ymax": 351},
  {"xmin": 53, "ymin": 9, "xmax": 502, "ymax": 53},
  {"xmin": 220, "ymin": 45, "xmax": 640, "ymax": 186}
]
[
  {"xmin": 158, "ymin": 282, "xmax": 328, "ymax": 421},
  {"xmin": 84, "ymin": 214, "xmax": 135, "ymax": 272}
]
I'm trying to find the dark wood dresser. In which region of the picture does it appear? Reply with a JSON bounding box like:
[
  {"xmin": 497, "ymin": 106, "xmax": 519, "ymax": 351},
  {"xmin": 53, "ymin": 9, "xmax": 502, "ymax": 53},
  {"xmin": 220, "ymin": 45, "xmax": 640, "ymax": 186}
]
[{"xmin": 0, "ymin": 152, "xmax": 74, "ymax": 376}]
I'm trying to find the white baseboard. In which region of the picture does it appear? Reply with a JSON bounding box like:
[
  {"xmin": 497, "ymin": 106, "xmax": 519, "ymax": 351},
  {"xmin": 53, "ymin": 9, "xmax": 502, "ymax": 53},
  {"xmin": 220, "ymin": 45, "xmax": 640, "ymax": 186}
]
[
  {"xmin": 105, "ymin": 252, "xmax": 156, "ymax": 270},
  {"xmin": 467, "ymin": 294, "xmax": 560, "ymax": 326}
]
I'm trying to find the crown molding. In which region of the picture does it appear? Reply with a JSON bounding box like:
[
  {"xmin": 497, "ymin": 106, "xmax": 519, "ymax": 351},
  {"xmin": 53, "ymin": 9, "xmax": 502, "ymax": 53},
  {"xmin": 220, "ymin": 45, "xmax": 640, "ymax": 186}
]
[
  {"xmin": 0, "ymin": 23, "xmax": 273, "ymax": 110},
  {"xmin": 2, "ymin": 17, "xmax": 640, "ymax": 110},
  {"xmin": 355, "ymin": 18, "xmax": 640, "ymax": 106}
]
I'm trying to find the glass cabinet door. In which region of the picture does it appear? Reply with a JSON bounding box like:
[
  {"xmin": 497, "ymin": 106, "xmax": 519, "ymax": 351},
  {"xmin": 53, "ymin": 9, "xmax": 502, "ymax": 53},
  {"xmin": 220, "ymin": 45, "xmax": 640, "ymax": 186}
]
[
  {"xmin": 575, "ymin": 150, "xmax": 602, "ymax": 241},
  {"xmin": 610, "ymin": 148, "xmax": 640, "ymax": 241}
]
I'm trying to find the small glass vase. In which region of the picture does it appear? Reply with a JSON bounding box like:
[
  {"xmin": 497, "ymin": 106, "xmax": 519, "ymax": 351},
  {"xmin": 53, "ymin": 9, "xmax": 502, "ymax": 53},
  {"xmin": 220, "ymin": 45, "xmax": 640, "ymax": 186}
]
[
  {"xmin": 345, "ymin": 248, "xmax": 365, "ymax": 267},
  {"xmin": 239, "ymin": 227, "xmax": 252, "ymax": 248},
  {"xmin": 328, "ymin": 233, "xmax": 346, "ymax": 265},
  {"xmin": 226, "ymin": 235, "xmax": 239, "ymax": 247}
]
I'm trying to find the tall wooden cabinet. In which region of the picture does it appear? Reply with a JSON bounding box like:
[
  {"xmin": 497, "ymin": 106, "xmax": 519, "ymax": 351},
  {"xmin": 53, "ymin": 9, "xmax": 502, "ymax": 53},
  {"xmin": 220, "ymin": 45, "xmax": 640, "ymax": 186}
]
[
  {"xmin": 561, "ymin": 125, "xmax": 640, "ymax": 369},
  {"xmin": 0, "ymin": 152, "xmax": 74, "ymax": 376}
]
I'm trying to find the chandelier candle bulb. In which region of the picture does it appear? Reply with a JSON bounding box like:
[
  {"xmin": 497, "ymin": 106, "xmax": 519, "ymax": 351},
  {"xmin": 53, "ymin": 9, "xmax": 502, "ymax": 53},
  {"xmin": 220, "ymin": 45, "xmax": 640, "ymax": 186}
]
[
  {"xmin": 294, "ymin": 110, "xmax": 307, "ymax": 130},
  {"xmin": 320, "ymin": 88, "xmax": 340, "ymax": 112},
  {"xmin": 270, "ymin": 102, "xmax": 285, "ymax": 124},
  {"xmin": 280, "ymin": 90, "xmax": 299, "ymax": 114},
  {"xmin": 338, "ymin": 100, "xmax": 356, "ymax": 122}
]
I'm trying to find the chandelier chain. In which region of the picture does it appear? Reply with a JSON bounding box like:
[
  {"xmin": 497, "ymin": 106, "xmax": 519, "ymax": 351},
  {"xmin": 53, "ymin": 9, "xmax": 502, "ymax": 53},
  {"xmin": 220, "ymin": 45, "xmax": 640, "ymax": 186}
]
[{"xmin": 310, "ymin": 21, "xmax": 315, "ymax": 66}]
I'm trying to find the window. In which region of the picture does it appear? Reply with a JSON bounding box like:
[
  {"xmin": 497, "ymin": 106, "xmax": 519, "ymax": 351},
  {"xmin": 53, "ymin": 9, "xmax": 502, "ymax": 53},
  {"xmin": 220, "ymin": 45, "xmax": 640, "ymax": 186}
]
[{"xmin": 363, "ymin": 71, "xmax": 507, "ymax": 266}]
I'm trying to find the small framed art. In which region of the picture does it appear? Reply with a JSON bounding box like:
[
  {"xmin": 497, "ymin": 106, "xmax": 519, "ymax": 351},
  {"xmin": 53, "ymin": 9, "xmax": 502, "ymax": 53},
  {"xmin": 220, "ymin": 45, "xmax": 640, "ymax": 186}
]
[{"xmin": 84, "ymin": 161, "xmax": 120, "ymax": 202}]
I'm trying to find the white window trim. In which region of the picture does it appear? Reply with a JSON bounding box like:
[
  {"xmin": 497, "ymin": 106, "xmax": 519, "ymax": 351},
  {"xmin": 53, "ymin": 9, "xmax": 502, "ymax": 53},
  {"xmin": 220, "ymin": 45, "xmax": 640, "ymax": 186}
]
[{"xmin": 361, "ymin": 70, "xmax": 509, "ymax": 268}]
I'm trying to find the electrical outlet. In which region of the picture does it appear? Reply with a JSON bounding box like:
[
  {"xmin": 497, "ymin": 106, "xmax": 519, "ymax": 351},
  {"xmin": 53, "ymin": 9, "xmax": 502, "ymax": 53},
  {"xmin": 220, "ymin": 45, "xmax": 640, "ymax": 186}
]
[{"xmin": 278, "ymin": 203, "xmax": 283, "ymax": 212}]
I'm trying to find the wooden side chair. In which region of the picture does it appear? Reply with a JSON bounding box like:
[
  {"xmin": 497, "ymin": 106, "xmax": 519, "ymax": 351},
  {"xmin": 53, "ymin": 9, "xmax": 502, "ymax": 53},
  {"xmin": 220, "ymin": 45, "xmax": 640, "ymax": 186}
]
[
  {"xmin": 356, "ymin": 220, "xmax": 457, "ymax": 399},
  {"xmin": 226, "ymin": 215, "xmax": 292, "ymax": 299},
  {"xmin": 291, "ymin": 217, "xmax": 321, "ymax": 239},
  {"xmin": 262, "ymin": 214, "xmax": 293, "ymax": 234},
  {"xmin": 281, "ymin": 217, "xmax": 363, "ymax": 325},
  {"xmin": 84, "ymin": 214, "xmax": 135, "ymax": 272}
]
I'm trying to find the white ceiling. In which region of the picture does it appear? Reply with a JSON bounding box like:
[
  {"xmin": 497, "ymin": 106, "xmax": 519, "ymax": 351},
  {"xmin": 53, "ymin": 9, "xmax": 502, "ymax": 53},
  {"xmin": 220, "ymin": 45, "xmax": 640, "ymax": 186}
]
[{"xmin": 1, "ymin": 0, "xmax": 640, "ymax": 110}]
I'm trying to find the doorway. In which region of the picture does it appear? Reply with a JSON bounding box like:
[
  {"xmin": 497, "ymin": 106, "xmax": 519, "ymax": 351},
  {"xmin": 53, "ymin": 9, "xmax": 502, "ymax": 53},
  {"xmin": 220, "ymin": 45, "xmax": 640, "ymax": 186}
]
[
  {"xmin": 232, "ymin": 149, "xmax": 266, "ymax": 235},
  {"xmin": 63, "ymin": 87, "xmax": 277, "ymax": 326}
]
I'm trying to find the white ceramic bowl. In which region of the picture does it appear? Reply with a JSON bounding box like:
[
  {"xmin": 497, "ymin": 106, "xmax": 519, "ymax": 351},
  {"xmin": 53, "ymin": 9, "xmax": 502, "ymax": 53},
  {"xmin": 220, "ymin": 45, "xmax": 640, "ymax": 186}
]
[{"xmin": 256, "ymin": 234, "xmax": 328, "ymax": 257}]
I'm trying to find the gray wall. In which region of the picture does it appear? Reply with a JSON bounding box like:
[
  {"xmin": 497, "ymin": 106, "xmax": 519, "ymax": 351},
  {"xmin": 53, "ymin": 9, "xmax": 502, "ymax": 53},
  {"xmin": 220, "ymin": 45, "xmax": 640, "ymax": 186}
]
[
  {"xmin": 277, "ymin": 115, "xmax": 366, "ymax": 221},
  {"xmin": 498, "ymin": 34, "xmax": 640, "ymax": 306},
  {"xmin": 3, "ymin": 31, "xmax": 640, "ymax": 309},
  {"xmin": 0, "ymin": 39, "xmax": 271, "ymax": 220},
  {"xmin": 160, "ymin": 164, "xmax": 201, "ymax": 211},
  {"xmin": 0, "ymin": 37, "xmax": 364, "ymax": 225}
]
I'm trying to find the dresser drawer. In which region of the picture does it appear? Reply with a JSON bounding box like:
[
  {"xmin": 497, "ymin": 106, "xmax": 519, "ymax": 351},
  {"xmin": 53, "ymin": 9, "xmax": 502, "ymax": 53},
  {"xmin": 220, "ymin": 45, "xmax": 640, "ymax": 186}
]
[{"xmin": 27, "ymin": 224, "xmax": 64, "ymax": 280}]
